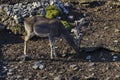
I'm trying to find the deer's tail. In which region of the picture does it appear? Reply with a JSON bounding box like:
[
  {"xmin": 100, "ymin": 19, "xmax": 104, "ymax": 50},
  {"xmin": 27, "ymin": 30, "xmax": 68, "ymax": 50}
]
[{"xmin": 59, "ymin": 22, "xmax": 80, "ymax": 54}]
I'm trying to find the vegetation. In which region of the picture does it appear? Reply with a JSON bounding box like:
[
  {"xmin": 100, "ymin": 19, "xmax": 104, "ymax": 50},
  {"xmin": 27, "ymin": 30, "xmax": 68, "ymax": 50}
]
[
  {"xmin": 10, "ymin": 24, "xmax": 26, "ymax": 35},
  {"xmin": 60, "ymin": 20, "xmax": 71, "ymax": 31},
  {"xmin": 45, "ymin": 5, "xmax": 59, "ymax": 19}
]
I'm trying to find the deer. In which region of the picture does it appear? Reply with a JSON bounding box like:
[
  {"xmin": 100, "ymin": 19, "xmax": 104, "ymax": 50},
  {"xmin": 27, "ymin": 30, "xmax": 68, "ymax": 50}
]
[{"xmin": 23, "ymin": 15, "xmax": 81, "ymax": 60}]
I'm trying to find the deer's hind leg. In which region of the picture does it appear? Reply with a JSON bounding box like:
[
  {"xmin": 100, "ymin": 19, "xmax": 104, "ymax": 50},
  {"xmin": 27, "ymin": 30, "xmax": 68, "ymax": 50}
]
[{"xmin": 48, "ymin": 35, "xmax": 56, "ymax": 59}]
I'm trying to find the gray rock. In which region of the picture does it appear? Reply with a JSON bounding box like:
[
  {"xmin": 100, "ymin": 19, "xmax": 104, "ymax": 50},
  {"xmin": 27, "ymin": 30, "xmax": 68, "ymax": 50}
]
[
  {"xmin": 9, "ymin": 68, "xmax": 15, "ymax": 72},
  {"xmin": 113, "ymin": 56, "xmax": 118, "ymax": 61},
  {"xmin": 7, "ymin": 72, "xmax": 13, "ymax": 76},
  {"xmin": 54, "ymin": 75, "xmax": 63, "ymax": 80},
  {"xmin": 39, "ymin": 64, "xmax": 45, "ymax": 70},
  {"xmin": 32, "ymin": 61, "xmax": 44, "ymax": 70},
  {"xmin": 18, "ymin": 3, "xmax": 23, "ymax": 7},
  {"xmin": 86, "ymin": 55, "xmax": 92, "ymax": 60},
  {"xmin": 68, "ymin": 15, "xmax": 74, "ymax": 20},
  {"xmin": 70, "ymin": 64, "xmax": 79, "ymax": 71},
  {"xmin": 89, "ymin": 63, "xmax": 95, "ymax": 67},
  {"xmin": 69, "ymin": 76, "xmax": 79, "ymax": 80},
  {"xmin": 13, "ymin": 3, "xmax": 19, "ymax": 9},
  {"xmin": 42, "ymin": 76, "xmax": 48, "ymax": 79},
  {"xmin": 101, "ymin": 57, "xmax": 106, "ymax": 61},
  {"xmin": 32, "ymin": 2, "xmax": 41, "ymax": 8},
  {"xmin": 16, "ymin": 75, "xmax": 23, "ymax": 79},
  {"xmin": 3, "ymin": 6, "xmax": 9, "ymax": 12}
]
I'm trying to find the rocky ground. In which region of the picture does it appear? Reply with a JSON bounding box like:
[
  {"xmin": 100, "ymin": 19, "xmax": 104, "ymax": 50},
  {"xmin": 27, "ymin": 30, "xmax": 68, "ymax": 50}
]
[{"xmin": 0, "ymin": 0, "xmax": 120, "ymax": 80}]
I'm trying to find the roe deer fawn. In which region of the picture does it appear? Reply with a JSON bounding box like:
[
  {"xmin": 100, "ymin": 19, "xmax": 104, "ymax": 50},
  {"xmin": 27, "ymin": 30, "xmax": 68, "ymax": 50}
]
[{"xmin": 24, "ymin": 15, "xmax": 80, "ymax": 60}]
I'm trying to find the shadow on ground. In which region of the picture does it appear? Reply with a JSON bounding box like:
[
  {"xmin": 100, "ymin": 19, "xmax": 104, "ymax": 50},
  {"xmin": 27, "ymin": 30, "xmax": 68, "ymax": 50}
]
[
  {"xmin": 0, "ymin": 30, "xmax": 120, "ymax": 63},
  {"xmin": 0, "ymin": 29, "xmax": 24, "ymax": 79}
]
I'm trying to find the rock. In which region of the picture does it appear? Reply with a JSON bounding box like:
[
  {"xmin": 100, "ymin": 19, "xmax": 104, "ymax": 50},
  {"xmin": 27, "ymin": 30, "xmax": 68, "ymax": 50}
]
[
  {"xmin": 54, "ymin": 75, "xmax": 63, "ymax": 80},
  {"xmin": 7, "ymin": 72, "xmax": 13, "ymax": 76},
  {"xmin": 32, "ymin": 61, "xmax": 45, "ymax": 70},
  {"xmin": 39, "ymin": 64, "xmax": 45, "ymax": 70},
  {"xmin": 113, "ymin": 56, "xmax": 118, "ymax": 61},
  {"xmin": 16, "ymin": 75, "xmax": 23, "ymax": 79},
  {"xmin": 86, "ymin": 55, "xmax": 92, "ymax": 60},
  {"xmin": 42, "ymin": 76, "xmax": 48, "ymax": 79},
  {"xmin": 68, "ymin": 15, "xmax": 74, "ymax": 21},
  {"xmin": 70, "ymin": 64, "xmax": 79, "ymax": 71},
  {"xmin": 89, "ymin": 63, "xmax": 95, "ymax": 67},
  {"xmin": 32, "ymin": 2, "xmax": 41, "ymax": 8},
  {"xmin": 101, "ymin": 57, "xmax": 106, "ymax": 61},
  {"xmin": 13, "ymin": 15, "xmax": 23, "ymax": 23},
  {"xmin": 69, "ymin": 76, "xmax": 79, "ymax": 80}
]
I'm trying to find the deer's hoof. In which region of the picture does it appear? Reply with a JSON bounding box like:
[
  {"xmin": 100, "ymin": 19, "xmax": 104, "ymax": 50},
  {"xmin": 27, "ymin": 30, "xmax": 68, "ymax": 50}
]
[{"xmin": 21, "ymin": 55, "xmax": 31, "ymax": 61}]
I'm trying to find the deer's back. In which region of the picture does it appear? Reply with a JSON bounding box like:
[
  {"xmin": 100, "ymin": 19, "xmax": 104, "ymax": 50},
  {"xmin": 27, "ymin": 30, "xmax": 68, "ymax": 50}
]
[{"xmin": 24, "ymin": 16, "xmax": 63, "ymax": 37}]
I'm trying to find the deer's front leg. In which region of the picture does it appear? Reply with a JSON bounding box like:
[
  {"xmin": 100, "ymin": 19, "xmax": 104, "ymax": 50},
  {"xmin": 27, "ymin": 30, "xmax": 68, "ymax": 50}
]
[
  {"xmin": 49, "ymin": 35, "xmax": 56, "ymax": 59},
  {"xmin": 22, "ymin": 35, "xmax": 31, "ymax": 61}
]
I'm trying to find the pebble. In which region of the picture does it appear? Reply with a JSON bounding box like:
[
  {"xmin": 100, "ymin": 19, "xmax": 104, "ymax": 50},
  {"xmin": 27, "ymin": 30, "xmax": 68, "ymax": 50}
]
[
  {"xmin": 89, "ymin": 63, "xmax": 95, "ymax": 67},
  {"xmin": 39, "ymin": 64, "xmax": 45, "ymax": 70},
  {"xmin": 16, "ymin": 75, "xmax": 23, "ymax": 79},
  {"xmin": 69, "ymin": 76, "xmax": 79, "ymax": 80},
  {"xmin": 113, "ymin": 55, "xmax": 118, "ymax": 61},
  {"xmin": 32, "ymin": 61, "xmax": 45, "ymax": 70},
  {"xmin": 9, "ymin": 68, "xmax": 15, "ymax": 72},
  {"xmin": 54, "ymin": 75, "xmax": 63, "ymax": 80},
  {"xmin": 70, "ymin": 64, "xmax": 79, "ymax": 71},
  {"xmin": 86, "ymin": 55, "xmax": 92, "ymax": 60},
  {"xmin": 7, "ymin": 72, "xmax": 13, "ymax": 76},
  {"xmin": 101, "ymin": 57, "xmax": 106, "ymax": 61},
  {"xmin": 114, "ymin": 40, "xmax": 118, "ymax": 43}
]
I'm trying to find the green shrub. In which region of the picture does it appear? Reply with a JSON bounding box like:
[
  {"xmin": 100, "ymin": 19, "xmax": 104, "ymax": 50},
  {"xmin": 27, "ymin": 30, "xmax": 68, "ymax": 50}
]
[
  {"xmin": 45, "ymin": 5, "xmax": 59, "ymax": 19},
  {"xmin": 60, "ymin": 20, "xmax": 71, "ymax": 31}
]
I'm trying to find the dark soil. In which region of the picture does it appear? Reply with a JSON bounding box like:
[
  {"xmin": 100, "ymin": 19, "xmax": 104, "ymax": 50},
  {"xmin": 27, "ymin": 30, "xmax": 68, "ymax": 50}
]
[{"xmin": 0, "ymin": 1, "xmax": 120, "ymax": 80}]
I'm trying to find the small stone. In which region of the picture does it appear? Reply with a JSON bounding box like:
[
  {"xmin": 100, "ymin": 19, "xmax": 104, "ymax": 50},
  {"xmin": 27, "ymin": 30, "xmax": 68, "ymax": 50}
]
[
  {"xmin": 39, "ymin": 64, "xmax": 45, "ymax": 70},
  {"xmin": 32, "ymin": 65, "xmax": 39, "ymax": 70},
  {"xmin": 9, "ymin": 68, "xmax": 15, "ymax": 72},
  {"xmin": 101, "ymin": 57, "xmax": 106, "ymax": 61},
  {"xmin": 113, "ymin": 56, "xmax": 118, "ymax": 61},
  {"xmin": 16, "ymin": 75, "xmax": 23, "ymax": 79},
  {"xmin": 54, "ymin": 75, "xmax": 63, "ymax": 80},
  {"xmin": 89, "ymin": 63, "xmax": 95, "ymax": 67},
  {"xmin": 113, "ymin": 56, "xmax": 118, "ymax": 59},
  {"xmin": 86, "ymin": 55, "xmax": 92, "ymax": 60},
  {"xmin": 32, "ymin": 61, "xmax": 43, "ymax": 70},
  {"xmin": 115, "ymin": 75, "xmax": 120, "ymax": 80},
  {"xmin": 70, "ymin": 64, "xmax": 79, "ymax": 71},
  {"xmin": 7, "ymin": 72, "xmax": 13, "ymax": 76},
  {"xmin": 114, "ymin": 40, "xmax": 118, "ymax": 43},
  {"xmin": 69, "ymin": 76, "xmax": 79, "ymax": 80},
  {"xmin": 115, "ymin": 28, "xmax": 119, "ymax": 33},
  {"xmin": 42, "ymin": 76, "xmax": 48, "ymax": 79},
  {"xmin": 68, "ymin": 15, "xmax": 74, "ymax": 20}
]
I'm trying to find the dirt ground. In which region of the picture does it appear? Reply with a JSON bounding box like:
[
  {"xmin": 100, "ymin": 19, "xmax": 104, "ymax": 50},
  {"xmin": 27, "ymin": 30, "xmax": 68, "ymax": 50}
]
[{"xmin": 0, "ymin": 1, "xmax": 120, "ymax": 80}]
